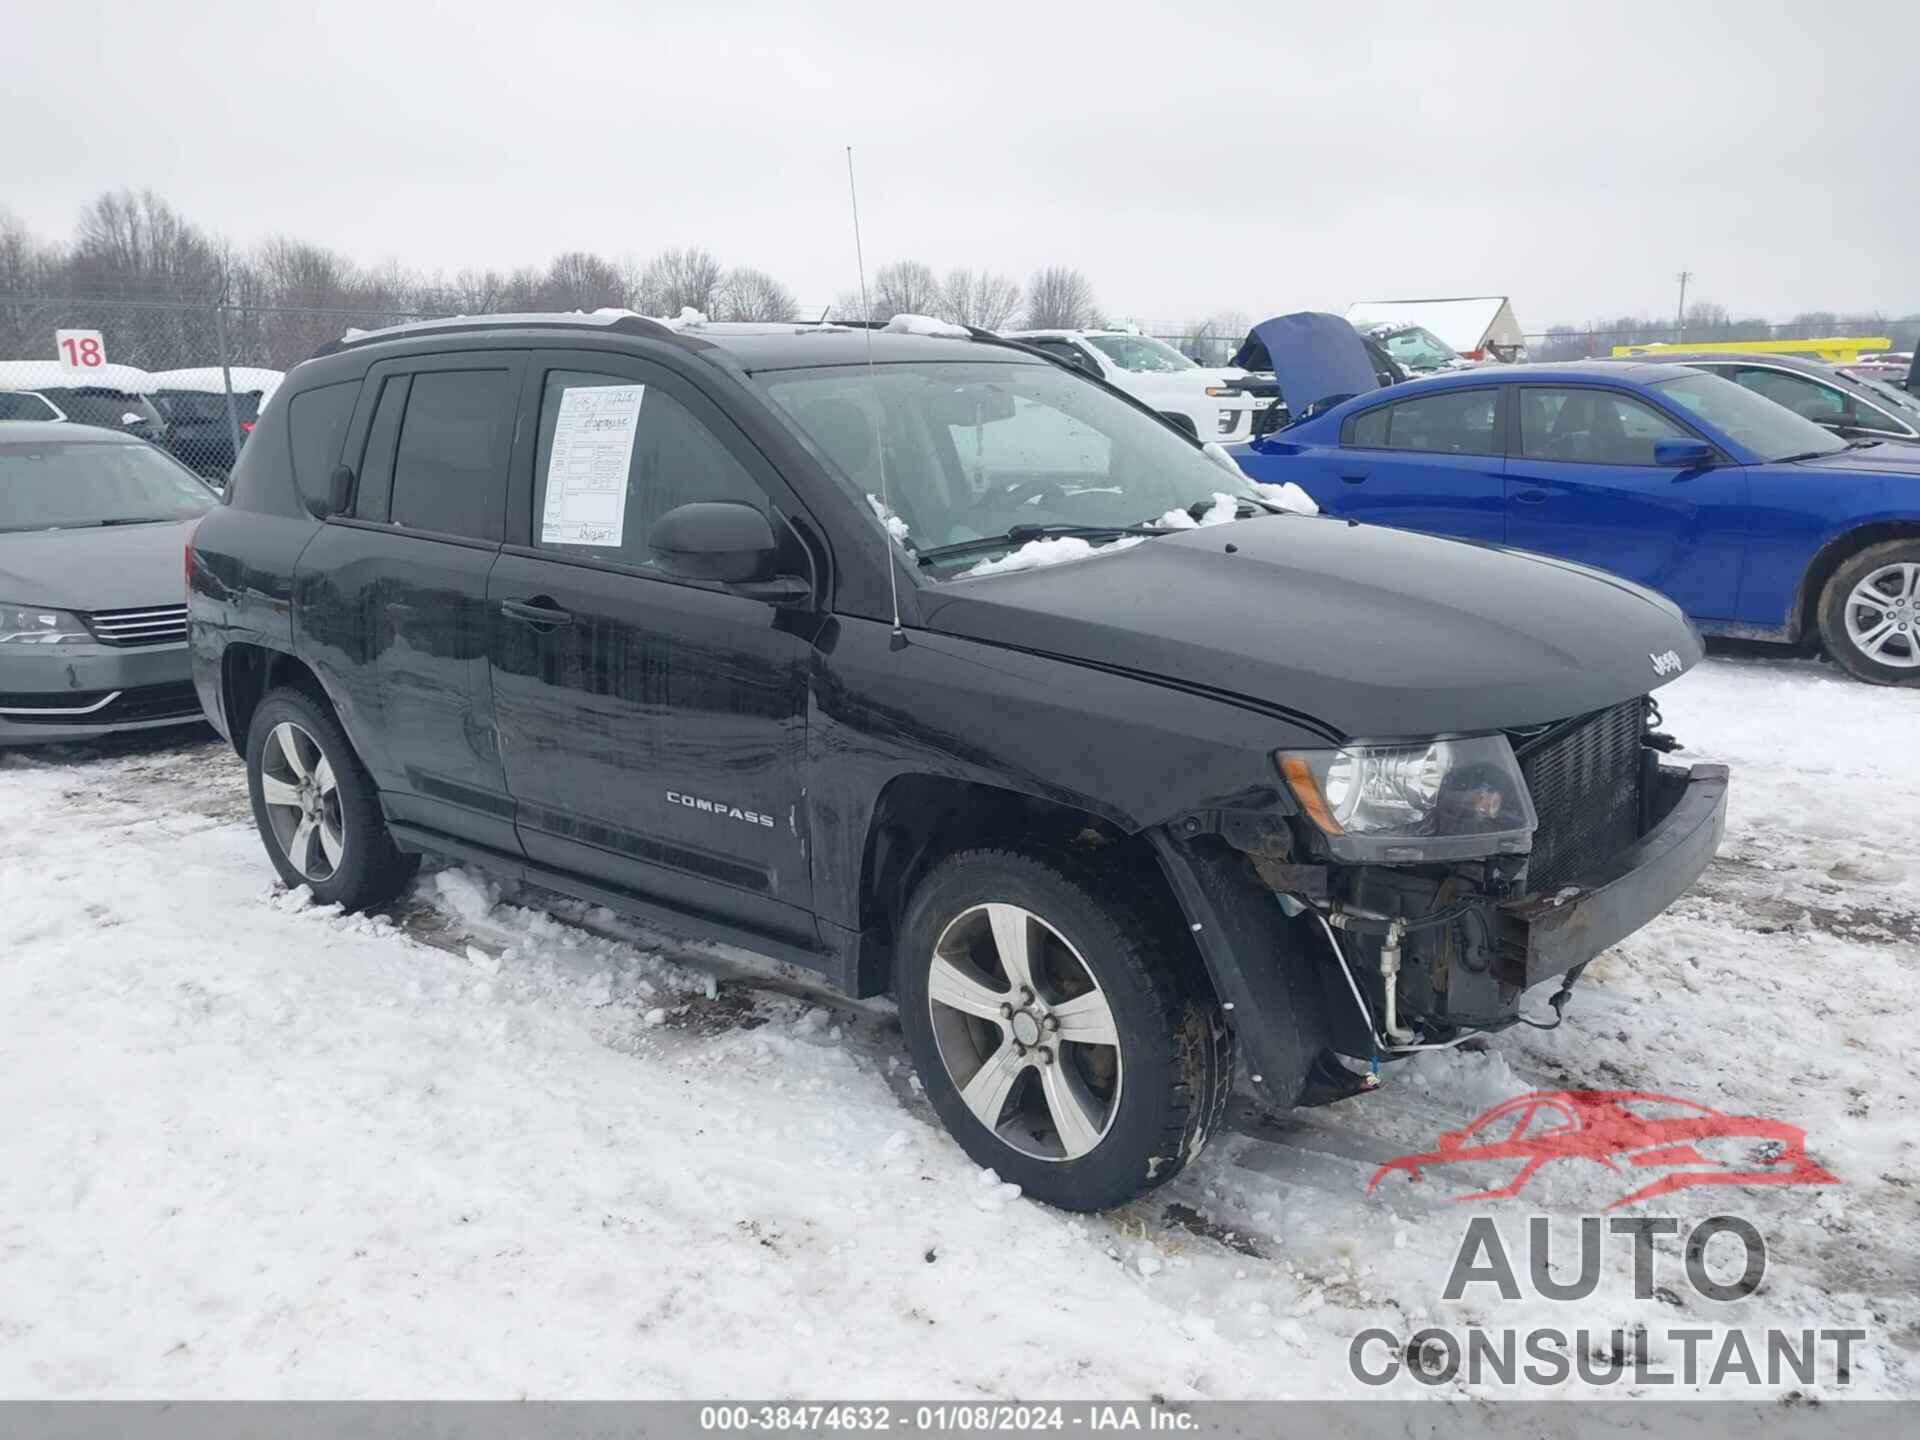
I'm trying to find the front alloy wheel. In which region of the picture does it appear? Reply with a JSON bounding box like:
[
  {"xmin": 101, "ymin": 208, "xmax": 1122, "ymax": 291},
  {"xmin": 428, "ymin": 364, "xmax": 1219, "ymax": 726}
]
[
  {"xmin": 928, "ymin": 902, "xmax": 1123, "ymax": 1161},
  {"xmin": 258, "ymin": 721, "xmax": 345, "ymax": 881},
  {"xmin": 1842, "ymin": 561, "xmax": 1920, "ymax": 670},
  {"xmin": 1819, "ymin": 540, "xmax": 1920, "ymax": 686},
  {"xmin": 896, "ymin": 848, "xmax": 1233, "ymax": 1211}
]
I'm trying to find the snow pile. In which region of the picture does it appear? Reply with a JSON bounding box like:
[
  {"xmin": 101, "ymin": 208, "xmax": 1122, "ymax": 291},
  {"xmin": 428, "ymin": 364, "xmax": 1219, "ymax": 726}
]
[
  {"xmin": 865, "ymin": 494, "xmax": 911, "ymax": 543},
  {"xmin": 883, "ymin": 313, "xmax": 968, "ymax": 338},
  {"xmin": 964, "ymin": 534, "xmax": 1144, "ymax": 577},
  {"xmin": 1154, "ymin": 493, "xmax": 1242, "ymax": 530},
  {"xmin": 1249, "ymin": 479, "xmax": 1319, "ymax": 515},
  {"xmin": 592, "ymin": 306, "xmax": 709, "ymax": 332}
]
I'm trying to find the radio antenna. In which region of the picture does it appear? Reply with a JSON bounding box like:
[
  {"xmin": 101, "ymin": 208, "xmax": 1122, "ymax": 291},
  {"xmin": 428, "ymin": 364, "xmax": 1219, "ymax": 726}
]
[{"xmin": 846, "ymin": 145, "xmax": 905, "ymax": 646}]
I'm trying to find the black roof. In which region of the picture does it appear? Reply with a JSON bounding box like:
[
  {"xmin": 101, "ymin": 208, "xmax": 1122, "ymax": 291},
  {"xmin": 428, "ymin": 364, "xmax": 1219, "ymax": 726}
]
[
  {"xmin": 0, "ymin": 420, "xmax": 141, "ymax": 446},
  {"xmin": 320, "ymin": 311, "xmax": 1038, "ymax": 374}
]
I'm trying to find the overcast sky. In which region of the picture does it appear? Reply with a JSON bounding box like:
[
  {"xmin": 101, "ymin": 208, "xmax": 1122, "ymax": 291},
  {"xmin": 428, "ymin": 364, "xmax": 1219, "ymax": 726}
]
[{"xmin": 7, "ymin": 0, "xmax": 1916, "ymax": 329}]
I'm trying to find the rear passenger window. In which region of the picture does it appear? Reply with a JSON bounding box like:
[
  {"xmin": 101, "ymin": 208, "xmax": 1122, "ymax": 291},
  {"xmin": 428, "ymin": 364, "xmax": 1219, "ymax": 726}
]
[
  {"xmin": 531, "ymin": 369, "xmax": 771, "ymax": 571},
  {"xmin": 1380, "ymin": 388, "xmax": 1499, "ymax": 456},
  {"xmin": 388, "ymin": 369, "xmax": 516, "ymax": 541},
  {"xmin": 287, "ymin": 381, "xmax": 360, "ymax": 515}
]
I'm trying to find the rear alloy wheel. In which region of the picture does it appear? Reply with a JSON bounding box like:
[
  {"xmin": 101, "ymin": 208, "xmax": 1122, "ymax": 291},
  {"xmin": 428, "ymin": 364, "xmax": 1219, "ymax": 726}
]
[
  {"xmin": 259, "ymin": 721, "xmax": 345, "ymax": 883},
  {"xmin": 1818, "ymin": 541, "xmax": 1920, "ymax": 686},
  {"xmin": 896, "ymin": 849, "xmax": 1233, "ymax": 1211},
  {"xmin": 245, "ymin": 687, "xmax": 418, "ymax": 909}
]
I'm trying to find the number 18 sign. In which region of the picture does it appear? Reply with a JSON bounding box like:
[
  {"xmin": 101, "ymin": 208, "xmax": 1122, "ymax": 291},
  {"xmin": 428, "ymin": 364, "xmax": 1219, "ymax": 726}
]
[{"xmin": 56, "ymin": 329, "xmax": 106, "ymax": 372}]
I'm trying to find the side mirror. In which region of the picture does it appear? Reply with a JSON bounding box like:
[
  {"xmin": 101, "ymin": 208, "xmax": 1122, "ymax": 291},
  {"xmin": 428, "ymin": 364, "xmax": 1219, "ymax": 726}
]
[
  {"xmin": 649, "ymin": 501, "xmax": 782, "ymax": 586},
  {"xmin": 325, "ymin": 464, "xmax": 354, "ymax": 516},
  {"xmin": 1654, "ymin": 438, "xmax": 1715, "ymax": 468}
]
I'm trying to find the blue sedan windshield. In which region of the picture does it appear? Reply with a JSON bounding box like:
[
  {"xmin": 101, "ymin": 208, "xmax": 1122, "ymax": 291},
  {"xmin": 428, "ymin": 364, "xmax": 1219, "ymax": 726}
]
[{"xmin": 1653, "ymin": 371, "xmax": 1848, "ymax": 462}]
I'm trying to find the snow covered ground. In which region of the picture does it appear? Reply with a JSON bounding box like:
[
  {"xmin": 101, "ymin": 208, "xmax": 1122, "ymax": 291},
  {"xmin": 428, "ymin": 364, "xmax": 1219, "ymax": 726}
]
[{"xmin": 1, "ymin": 649, "xmax": 1914, "ymax": 1400}]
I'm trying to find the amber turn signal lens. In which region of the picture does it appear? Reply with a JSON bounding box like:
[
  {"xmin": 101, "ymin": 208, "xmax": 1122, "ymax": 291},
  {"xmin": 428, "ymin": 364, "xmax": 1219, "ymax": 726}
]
[{"xmin": 1280, "ymin": 755, "xmax": 1344, "ymax": 835}]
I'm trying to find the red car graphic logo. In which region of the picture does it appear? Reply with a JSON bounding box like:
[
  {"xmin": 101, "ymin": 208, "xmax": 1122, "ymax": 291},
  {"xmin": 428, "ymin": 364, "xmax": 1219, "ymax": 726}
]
[{"xmin": 1368, "ymin": 1091, "xmax": 1839, "ymax": 1209}]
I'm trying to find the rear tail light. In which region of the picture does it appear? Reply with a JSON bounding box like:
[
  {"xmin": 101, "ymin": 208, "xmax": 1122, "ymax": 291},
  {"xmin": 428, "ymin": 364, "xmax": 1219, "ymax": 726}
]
[{"xmin": 240, "ymin": 420, "xmax": 254, "ymax": 433}]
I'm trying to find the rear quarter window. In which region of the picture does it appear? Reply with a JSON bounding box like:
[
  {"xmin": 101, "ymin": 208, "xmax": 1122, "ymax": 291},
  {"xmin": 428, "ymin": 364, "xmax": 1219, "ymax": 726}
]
[
  {"xmin": 287, "ymin": 381, "xmax": 362, "ymax": 516},
  {"xmin": 1343, "ymin": 406, "xmax": 1390, "ymax": 447}
]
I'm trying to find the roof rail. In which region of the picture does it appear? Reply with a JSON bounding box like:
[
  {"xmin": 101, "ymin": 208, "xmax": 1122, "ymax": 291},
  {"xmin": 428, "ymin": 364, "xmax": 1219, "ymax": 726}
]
[{"xmin": 309, "ymin": 311, "xmax": 679, "ymax": 359}]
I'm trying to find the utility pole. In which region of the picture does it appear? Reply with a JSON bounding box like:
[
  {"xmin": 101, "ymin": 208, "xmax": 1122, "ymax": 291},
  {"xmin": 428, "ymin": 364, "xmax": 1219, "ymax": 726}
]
[{"xmin": 1675, "ymin": 270, "xmax": 1692, "ymax": 341}]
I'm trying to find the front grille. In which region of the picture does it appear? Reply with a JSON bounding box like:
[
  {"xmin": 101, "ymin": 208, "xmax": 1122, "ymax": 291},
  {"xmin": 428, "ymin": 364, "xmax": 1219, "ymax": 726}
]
[
  {"xmin": 1515, "ymin": 698, "xmax": 1647, "ymax": 895},
  {"xmin": 0, "ymin": 681, "xmax": 200, "ymax": 726},
  {"xmin": 83, "ymin": 603, "xmax": 188, "ymax": 646}
]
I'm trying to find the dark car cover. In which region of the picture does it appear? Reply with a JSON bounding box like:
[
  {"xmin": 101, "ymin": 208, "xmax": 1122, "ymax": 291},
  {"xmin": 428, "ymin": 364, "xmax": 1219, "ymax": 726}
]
[{"xmin": 1242, "ymin": 313, "xmax": 1395, "ymax": 420}]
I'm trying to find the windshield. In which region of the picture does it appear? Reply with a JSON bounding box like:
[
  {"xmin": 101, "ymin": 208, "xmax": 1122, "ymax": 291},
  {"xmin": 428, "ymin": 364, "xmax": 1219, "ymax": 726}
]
[
  {"xmin": 1652, "ymin": 371, "xmax": 1848, "ymax": 462},
  {"xmin": 758, "ymin": 360, "xmax": 1261, "ymax": 575},
  {"xmin": 1084, "ymin": 334, "xmax": 1197, "ymax": 373},
  {"xmin": 1371, "ymin": 325, "xmax": 1459, "ymax": 370},
  {"xmin": 1849, "ymin": 372, "xmax": 1920, "ymax": 420},
  {"xmin": 0, "ymin": 441, "xmax": 216, "ymax": 531}
]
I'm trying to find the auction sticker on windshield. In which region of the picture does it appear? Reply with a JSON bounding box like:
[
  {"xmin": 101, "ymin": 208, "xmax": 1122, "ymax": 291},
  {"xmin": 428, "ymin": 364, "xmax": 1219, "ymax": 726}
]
[{"xmin": 541, "ymin": 383, "xmax": 644, "ymax": 547}]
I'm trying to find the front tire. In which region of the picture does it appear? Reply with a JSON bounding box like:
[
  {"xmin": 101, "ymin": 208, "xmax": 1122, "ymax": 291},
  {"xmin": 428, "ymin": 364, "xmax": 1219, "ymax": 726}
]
[
  {"xmin": 895, "ymin": 848, "xmax": 1232, "ymax": 1211},
  {"xmin": 245, "ymin": 687, "xmax": 418, "ymax": 909},
  {"xmin": 1817, "ymin": 540, "xmax": 1920, "ymax": 685}
]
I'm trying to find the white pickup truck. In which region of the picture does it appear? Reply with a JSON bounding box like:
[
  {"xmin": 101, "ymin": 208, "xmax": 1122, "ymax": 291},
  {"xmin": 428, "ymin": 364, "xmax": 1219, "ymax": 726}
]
[{"xmin": 1005, "ymin": 328, "xmax": 1272, "ymax": 442}]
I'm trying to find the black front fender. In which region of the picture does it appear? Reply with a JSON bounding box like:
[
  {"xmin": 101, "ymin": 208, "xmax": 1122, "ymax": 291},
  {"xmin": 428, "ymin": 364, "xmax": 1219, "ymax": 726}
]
[{"xmin": 1147, "ymin": 830, "xmax": 1358, "ymax": 1109}]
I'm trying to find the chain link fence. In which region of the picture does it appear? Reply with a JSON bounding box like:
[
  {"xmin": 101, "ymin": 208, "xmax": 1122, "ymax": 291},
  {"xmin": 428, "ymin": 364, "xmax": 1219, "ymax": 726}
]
[{"xmin": 0, "ymin": 291, "xmax": 452, "ymax": 478}]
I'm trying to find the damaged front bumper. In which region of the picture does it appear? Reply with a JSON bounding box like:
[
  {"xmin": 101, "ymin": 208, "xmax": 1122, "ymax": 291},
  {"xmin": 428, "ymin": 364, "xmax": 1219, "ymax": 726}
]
[
  {"xmin": 1501, "ymin": 761, "xmax": 1728, "ymax": 983},
  {"xmin": 1151, "ymin": 760, "xmax": 1729, "ymax": 1113}
]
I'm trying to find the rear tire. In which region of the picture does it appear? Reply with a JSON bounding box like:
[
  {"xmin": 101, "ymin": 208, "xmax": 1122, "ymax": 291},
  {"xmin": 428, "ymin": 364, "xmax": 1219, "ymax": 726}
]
[
  {"xmin": 895, "ymin": 847, "xmax": 1232, "ymax": 1211},
  {"xmin": 244, "ymin": 687, "xmax": 418, "ymax": 909},
  {"xmin": 1816, "ymin": 539, "xmax": 1920, "ymax": 686}
]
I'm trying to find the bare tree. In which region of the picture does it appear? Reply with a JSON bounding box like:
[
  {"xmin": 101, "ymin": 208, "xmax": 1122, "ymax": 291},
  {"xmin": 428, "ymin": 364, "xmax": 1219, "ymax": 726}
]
[
  {"xmin": 637, "ymin": 247, "xmax": 725, "ymax": 316},
  {"xmin": 536, "ymin": 250, "xmax": 627, "ymax": 312},
  {"xmin": 68, "ymin": 190, "xmax": 226, "ymax": 300},
  {"xmin": 830, "ymin": 288, "xmax": 873, "ymax": 323},
  {"xmin": 939, "ymin": 268, "xmax": 1022, "ymax": 329},
  {"xmin": 1024, "ymin": 266, "xmax": 1100, "ymax": 329},
  {"xmin": 715, "ymin": 267, "xmax": 798, "ymax": 322},
  {"xmin": 870, "ymin": 260, "xmax": 940, "ymax": 322}
]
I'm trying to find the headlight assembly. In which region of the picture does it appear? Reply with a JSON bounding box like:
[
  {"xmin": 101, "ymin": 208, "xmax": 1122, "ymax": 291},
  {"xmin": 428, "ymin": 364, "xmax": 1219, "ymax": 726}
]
[
  {"xmin": 1277, "ymin": 734, "xmax": 1537, "ymax": 863},
  {"xmin": 0, "ymin": 603, "xmax": 90, "ymax": 646}
]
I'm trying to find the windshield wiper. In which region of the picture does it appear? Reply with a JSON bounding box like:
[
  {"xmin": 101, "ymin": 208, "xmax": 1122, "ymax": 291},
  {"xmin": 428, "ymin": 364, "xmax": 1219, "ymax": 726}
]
[
  {"xmin": 915, "ymin": 521, "xmax": 1174, "ymax": 566},
  {"xmin": 97, "ymin": 516, "xmax": 177, "ymax": 526},
  {"xmin": 1773, "ymin": 449, "xmax": 1847, "ymax": 464},
  {"xmin": 1847, "ymin": 438, "xmax": 1884, "ymax": 450}
]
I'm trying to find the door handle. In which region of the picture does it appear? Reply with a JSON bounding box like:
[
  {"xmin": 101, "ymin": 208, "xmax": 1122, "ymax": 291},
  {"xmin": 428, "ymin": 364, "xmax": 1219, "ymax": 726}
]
[
  {"xmin": 1513, "ymin": 488, "xmax": 1549, "ymax": 504},
  {"xmin": 500, "ymin": 597, "xmax": 573, "ymax": 628},
  {"xmin": 1339, "ymin": 471, "xmax": 1368, "ymax": 484}
]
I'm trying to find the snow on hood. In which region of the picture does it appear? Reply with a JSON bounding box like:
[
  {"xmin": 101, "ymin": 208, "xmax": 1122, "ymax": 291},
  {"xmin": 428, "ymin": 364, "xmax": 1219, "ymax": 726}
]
[
  {"xmin": 884, "ymin": 313, "xmax": 969, "ymax": 338},
  {"xmin": 1251, "ymin": 313, "xmax": 1380, "ymax": 421},
  {"xmin": 964, "ymin": 534, "xmax": 1144, "ymax": 578},
  {"xmin": 1248, "ymin": 480, "xmax": 1318, "ymax": 515},
  {"xmin": 1152, "ymin": 493, "xmax": 1242, "ymax": 529}
]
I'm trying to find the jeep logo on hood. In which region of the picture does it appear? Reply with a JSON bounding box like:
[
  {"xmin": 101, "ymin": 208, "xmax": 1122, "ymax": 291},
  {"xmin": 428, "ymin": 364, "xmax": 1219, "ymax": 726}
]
[{"xmin": 1650, "ymin": 649, "xmax": 1684, "ymax": 677}]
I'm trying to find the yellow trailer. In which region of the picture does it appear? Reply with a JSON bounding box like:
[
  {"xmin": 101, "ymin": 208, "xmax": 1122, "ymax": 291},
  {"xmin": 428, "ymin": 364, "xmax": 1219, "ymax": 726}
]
[{"xmin": 1612, "ymin": 337, "xmax": 1893, "ymax": 363}]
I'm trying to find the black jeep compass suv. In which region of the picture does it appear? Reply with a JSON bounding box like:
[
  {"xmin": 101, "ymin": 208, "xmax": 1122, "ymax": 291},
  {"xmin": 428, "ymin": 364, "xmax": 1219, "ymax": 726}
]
[{"xmin": 187, "ymin": 311, "xmax": 1727, "ymax": 1210}]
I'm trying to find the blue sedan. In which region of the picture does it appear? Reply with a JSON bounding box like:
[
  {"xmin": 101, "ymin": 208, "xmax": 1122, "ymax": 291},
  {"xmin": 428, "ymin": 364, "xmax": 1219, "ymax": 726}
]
[{"xmin": 1231, "ymin": 360, "xmax": 1920, "ymax": 685}]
